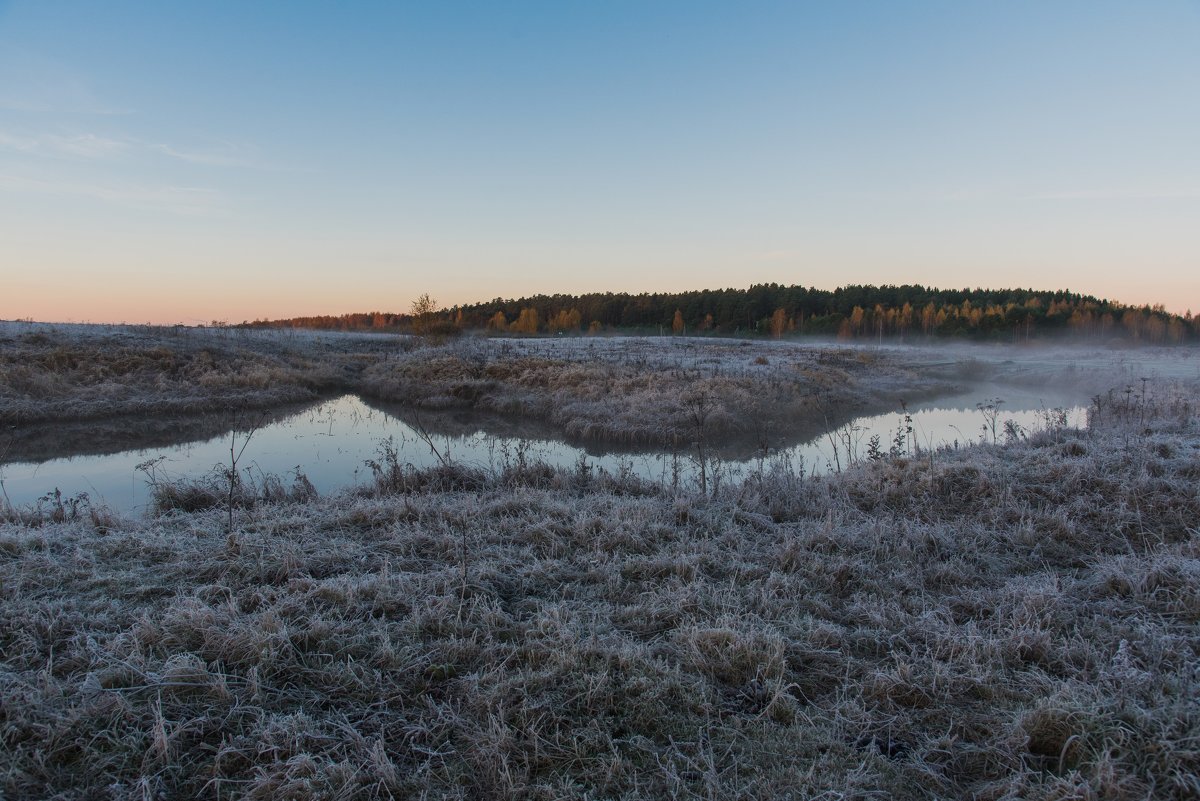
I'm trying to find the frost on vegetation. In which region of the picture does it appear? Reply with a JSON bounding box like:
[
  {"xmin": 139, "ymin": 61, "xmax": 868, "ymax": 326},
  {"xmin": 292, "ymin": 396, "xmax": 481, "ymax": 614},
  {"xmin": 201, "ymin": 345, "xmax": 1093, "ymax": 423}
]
[
  {"xmin": 0, "ymin": 321, "xmax": 386, "ymax": 425},
  {"xmin": 358, "ymin": 335, "xmax": 957, "ymax": 448},
  {"xmin": 2, "ymin": 375, "xmax": 1199, "ymax": 799}
]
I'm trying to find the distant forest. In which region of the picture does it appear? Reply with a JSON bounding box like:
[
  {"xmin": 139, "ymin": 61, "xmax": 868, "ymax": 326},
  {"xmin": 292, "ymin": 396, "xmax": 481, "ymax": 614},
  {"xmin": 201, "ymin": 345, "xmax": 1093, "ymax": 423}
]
[{"xmin": 241, "ymin": 284, "xmax": 1198, "ymax": 343}]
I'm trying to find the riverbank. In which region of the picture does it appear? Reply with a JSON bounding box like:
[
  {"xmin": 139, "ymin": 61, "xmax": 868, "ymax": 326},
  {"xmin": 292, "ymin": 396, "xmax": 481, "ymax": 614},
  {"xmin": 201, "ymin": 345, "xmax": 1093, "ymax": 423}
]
[
  {"xmin": 2, "ymin": 324, "xmax": 952, "ymax": 454},
  {"xmin": 5, "ymin": 321, "xmax": 1184, "ymax": 453},
  {"xmin": 2, "ymin": 377, "xmax": 1196, "ymax": 799},
  {"xmin": 359, "ymin": 336, "xmax": 966, "ymax": 447},
  {"xmin": 0, "ymin": 322, "xmax": 386, "ymax": 426}
]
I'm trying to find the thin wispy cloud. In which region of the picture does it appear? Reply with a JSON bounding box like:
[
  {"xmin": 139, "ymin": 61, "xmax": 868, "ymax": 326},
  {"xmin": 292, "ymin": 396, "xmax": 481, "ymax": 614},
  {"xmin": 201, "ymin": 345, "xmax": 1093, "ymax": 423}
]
[
  {"xmin": 0, "ymin": 131, "xmax": 36, "ymax": 151},
  {"xmin": 0, "ymin": 172, "xmax": 223, "ymax": 215},
  {"xmin": 0, "ymin": 128, "xmax": 276, "ymax": 171},
  {"xmin": 0, "ymin": 129, "xmax": 129, "ymax": 159},
  {"xmin": 0, "ymin": 54, "xmax": 266, "ymax": 169},
  {"xmin": 154, "ymin": 143, "xmax": 248, "ymax": 167},
  {"xmin": 49, "ymin": 133, "xmax": 128, "ymax": 159},
  {"xmin": 147, "ymin": 138, "xmax": 308, "ymax": 173}
]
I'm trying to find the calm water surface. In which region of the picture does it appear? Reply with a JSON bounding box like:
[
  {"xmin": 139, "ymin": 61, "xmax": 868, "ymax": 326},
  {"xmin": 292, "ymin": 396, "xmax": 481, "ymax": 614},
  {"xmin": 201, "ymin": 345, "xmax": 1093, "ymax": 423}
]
[{"xmin": 1, "ymin": 387, "xmax": 1088, "ymax": 514}]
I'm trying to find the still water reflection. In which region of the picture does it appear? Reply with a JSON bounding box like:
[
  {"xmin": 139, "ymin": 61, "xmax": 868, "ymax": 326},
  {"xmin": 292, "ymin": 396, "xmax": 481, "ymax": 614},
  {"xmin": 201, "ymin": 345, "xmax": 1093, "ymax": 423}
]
[{"xmin": 1, "ymin": 388, "xmax": 1088, "ymax": 514}]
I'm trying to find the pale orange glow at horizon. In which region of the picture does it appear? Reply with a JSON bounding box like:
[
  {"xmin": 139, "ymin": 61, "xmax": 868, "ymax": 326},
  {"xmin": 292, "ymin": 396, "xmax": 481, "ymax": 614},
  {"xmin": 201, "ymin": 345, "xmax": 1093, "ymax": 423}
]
[
  {"xmin": 2, "ymin": 2, "xmax": 1198, "ymax": 326},
  {"xmin": 5, "ymin": 259, "xmax": 1196, "ymax": 327}
]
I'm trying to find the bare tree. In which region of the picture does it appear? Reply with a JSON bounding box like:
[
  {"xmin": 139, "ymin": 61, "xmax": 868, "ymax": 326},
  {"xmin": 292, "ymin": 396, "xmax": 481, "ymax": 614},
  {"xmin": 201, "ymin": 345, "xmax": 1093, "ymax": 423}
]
[{"xmin": 410, "ymin": 293, "xmax": 440, "ymax": 337}]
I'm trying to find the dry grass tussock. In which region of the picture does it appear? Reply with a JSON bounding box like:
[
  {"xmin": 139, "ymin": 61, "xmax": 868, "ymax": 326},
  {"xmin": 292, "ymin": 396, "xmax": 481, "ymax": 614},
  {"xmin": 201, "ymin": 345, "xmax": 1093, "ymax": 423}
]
[
  {"xmin": 2, "ymin": 378, "xmax": 1198, "ymax": 799},
  {"xmin": 360, "ymin": 336, "xmax": 955, "ymax": 447},
  {"xmin": 0, "ymin": 323, "xmax": 373, "ymax": 425}
]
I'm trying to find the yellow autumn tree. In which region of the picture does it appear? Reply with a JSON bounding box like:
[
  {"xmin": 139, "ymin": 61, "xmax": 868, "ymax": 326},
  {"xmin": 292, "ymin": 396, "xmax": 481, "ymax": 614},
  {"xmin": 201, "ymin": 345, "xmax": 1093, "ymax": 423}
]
[
  {"xmin": 512, "ymin": 307, "xmax": 539, "ymax": 334},
  {"xmin": 769, "ymin": 308, "xmax": 787, "ymax": 339},
  {"xmin": 672, "ymin": 310, "xmax": 685, "ymax": 335},
  {"xmin": 898, "ymin": 302, "xmax": 914, "ymax": 336},
  {"xmin": 848, "ymin": 306, "xmax": 866, "ymax": 337},
  {"xmin": 921, "ymin": 303, "xmax": 937, "ymax": 335},
  {"xmin": 548, "ymin": 308, "xmax": 582, "ymax": 333}
]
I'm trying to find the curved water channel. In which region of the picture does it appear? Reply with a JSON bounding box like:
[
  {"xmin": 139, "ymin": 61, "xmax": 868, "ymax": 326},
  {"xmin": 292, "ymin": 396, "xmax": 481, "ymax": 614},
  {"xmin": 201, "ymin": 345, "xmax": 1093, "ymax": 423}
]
[{"xmin": 1, "ymin": 386, "xmax": 1089, "ymax": 514}]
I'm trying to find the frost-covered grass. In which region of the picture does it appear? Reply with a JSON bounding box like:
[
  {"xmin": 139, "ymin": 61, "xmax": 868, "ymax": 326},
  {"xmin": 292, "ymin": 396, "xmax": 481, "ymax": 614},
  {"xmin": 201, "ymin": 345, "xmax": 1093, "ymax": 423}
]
[
  {"xmin": 2, "ymin": 377, "xmax": 1197, "ymax": 799},
  {"xmin": 8, "ymin": 321, "xmax": 1175, "ymax": 453},
  {"xmin": 0, "ymin": 322, "xmax": 396, "ymax": 425},
  {"xmin": 360, "ymin": 335, "xmax": 962, "ymax": 447}
]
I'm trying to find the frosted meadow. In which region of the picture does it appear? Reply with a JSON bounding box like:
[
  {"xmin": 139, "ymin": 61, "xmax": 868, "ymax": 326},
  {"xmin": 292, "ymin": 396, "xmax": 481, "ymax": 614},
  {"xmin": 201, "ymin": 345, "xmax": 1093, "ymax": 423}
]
[
  {"xmin": 2, "ymin": 322, "xmax": 1198, "ymax": 799},
  {"xmin": 6, "ymin": 1, "xmax": 1200, "ymax": 797}
]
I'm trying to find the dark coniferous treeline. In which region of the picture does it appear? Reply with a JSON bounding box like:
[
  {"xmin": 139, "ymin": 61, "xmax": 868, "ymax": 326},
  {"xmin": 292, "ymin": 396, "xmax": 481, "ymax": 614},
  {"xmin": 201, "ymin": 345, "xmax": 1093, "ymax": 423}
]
[{"xmin": 242, "ymin": 284, "xmax": 1198, "ymax": 343}]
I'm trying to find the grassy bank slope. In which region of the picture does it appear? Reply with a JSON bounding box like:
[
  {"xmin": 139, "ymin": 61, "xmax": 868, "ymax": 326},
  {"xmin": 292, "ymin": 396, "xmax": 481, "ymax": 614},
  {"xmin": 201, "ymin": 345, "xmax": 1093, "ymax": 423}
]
[
  {"xmin": 360, "ymin": 336, "xmax": 958, "ymax": 447},
  {"xmin": 2, "ymin": 382, "xmax": 1196, "ymax": 799},
  {"xmin": 0, "ymin": 322, "xmax": 383, "ymax": 426},
  {"xmin": 2, "ymin": 324, "xmax": 961, "ymax": 455}
]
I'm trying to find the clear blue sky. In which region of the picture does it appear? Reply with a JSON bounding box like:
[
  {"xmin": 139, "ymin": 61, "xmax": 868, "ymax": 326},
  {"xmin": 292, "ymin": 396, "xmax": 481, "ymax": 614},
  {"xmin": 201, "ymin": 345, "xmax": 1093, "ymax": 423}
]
[{"xmin": 2, "ymin": 0, "xmax": 1197, "ymax": 323}]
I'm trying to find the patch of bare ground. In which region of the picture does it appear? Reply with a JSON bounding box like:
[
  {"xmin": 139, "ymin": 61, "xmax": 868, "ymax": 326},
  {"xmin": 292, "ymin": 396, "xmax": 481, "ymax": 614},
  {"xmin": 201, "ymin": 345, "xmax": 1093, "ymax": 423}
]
[
  {"xmin": 2, "ymin": 376, "xmax": 1197, "ymax": 799},
  {"xmin": 359, "ymin": 336, "xmax": 959, "ymax": 448}
]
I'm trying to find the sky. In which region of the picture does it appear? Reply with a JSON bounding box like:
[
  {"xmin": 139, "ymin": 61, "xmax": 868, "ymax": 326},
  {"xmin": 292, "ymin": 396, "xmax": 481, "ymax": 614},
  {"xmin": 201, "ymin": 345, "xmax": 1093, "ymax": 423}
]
[{"xmin": 1, "ymin": 1, "xmax": 1197, "ymax": 324}]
